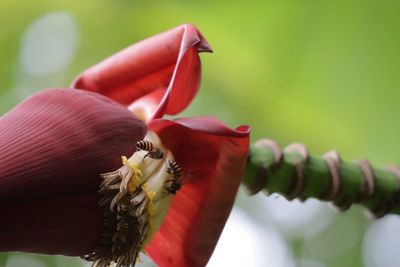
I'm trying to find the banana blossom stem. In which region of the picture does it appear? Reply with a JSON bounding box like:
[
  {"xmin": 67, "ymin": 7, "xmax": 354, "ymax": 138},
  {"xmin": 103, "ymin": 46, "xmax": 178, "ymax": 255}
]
[{"xmin": 243, "ymin": 139, "xmax": 400, "ymax": 218}]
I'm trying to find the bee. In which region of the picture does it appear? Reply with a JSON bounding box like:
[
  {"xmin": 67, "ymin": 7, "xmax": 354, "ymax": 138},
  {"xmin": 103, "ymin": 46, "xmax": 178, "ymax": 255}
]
[
  {"xmin": 136, "ymin": 140, "xmax": 164, "ymax": 160},
  {"xmin": 164, "ymin": 160, "xmax": 183, "ymax": 195}
]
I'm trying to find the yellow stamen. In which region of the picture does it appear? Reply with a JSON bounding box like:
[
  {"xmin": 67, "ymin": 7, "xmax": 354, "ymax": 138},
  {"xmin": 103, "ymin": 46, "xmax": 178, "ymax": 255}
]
[
  {"xmin": 89, "ymin": 131, "xmax": 178, "ymax": 267},
  {"xmin": 142, "ymin": 182, "xmax": 157, "ymax": 238},
  {"xmin": 142, "ymin": 182, "xmax": 156, "ymax": 216},
  {"xmin": 122, "ymin": 156, "xmax": 143, "ymax": 193}
]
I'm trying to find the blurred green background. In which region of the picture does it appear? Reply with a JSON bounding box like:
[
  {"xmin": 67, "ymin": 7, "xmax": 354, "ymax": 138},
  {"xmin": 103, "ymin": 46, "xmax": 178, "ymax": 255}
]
[{"xmin": 1, "ymin": 1, "xmax": 400, "ymax": 267}]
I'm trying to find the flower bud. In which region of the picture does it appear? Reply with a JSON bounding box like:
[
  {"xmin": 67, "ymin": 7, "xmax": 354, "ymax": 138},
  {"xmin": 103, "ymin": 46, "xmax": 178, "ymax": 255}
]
[{"xmin": 0, "ymin": 88, "xmax": 146, "ymax": 255}]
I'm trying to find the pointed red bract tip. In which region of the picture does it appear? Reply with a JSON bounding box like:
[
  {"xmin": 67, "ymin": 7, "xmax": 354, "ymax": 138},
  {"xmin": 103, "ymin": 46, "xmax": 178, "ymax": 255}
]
[
  {"xmin": 0, "ymin": 88, "xmax": 147, "ymax": 255},
  {"xmin": 71, "ymin": 24, "xmax": 212, "ymax": 121}
]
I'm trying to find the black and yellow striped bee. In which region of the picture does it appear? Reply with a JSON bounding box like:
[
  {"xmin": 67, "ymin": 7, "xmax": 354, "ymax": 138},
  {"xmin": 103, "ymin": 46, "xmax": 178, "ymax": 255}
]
[
  {"xmin": 136, "ymin": 140, "xmax": 164, "ymax": 160},
  {"xmin": 164, "ymin": 160, "xmax": 183, "ymax": 195}
]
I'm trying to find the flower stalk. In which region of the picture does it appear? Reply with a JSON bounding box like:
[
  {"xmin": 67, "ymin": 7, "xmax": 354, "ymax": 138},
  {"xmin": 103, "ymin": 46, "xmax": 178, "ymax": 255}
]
[{"xmin": 243, "ymin": 139, "xmax": 400, "ymax": 218}]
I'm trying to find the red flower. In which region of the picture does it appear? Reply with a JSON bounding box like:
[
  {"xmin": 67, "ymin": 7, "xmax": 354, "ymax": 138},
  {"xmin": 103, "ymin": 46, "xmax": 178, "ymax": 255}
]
[{"xmin": 72, "ymin": 24, "xmax": 250, "ymax": 267}]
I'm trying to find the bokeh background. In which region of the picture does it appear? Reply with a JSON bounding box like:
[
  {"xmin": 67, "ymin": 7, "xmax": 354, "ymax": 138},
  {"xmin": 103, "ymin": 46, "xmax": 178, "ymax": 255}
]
[{"xmin": 1, "ymin": 1, "xmax": 400, "ymax": 267}]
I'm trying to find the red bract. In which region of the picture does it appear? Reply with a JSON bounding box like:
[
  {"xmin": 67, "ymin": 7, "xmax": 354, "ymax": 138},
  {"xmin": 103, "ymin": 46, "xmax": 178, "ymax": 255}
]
[
  {"xmin": 0, "ymin": 89, "xmax": 146, "ymax": 255},
  {"xmin": 72, "ymin": 24, "xmax": 250, "ymax": 267},
  {"xmin": 73, "ymin": 23, "xmax": 211, "ymax": 121}
]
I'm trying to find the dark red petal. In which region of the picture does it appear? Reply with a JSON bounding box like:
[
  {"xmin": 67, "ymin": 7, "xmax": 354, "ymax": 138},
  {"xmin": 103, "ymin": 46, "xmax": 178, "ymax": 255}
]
[
  {"xmin": 145, "ymin": 118, "xmax": 250, "ymax": 267},
  {"xmin": 72, "ymin": 24, "xmax": 212, "ymax": 120},
  {"xmin": 0, "ymin": 88, "xmax": 146, "ymax": 255},
  {"xmin": 0, "ymin": 88, "xmax": 146, "ymax": 210},
  {"xmin": 0, "ymin": 193, "xmax": 102, "ymax": 256}
]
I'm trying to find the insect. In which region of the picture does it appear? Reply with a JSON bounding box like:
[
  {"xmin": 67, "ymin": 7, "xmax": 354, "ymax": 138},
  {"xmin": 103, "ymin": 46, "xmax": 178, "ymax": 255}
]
[
  {"xmin": 164, "ymin": 160, "xmax": 183, "ymax": 195},
  {"xmin": 136, "ymin": 140, "xmax": 164, "ymax": 160}
]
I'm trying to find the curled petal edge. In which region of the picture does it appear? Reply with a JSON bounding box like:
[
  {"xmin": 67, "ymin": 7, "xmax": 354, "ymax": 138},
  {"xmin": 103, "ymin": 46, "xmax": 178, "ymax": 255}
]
[
  {"xmin": 148, "ymin": 116, "xmax": 250, "ymax": 138},
  {"xmin": 72, "ymin": 24, "xmax": 212, "ymax": 122}
]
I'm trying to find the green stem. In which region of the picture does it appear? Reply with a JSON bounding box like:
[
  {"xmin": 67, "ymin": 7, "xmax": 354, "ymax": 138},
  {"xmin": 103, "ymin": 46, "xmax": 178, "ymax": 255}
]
[{"xmin": 242, "ymin": 139, "xmax": 400, "ymax": 217}]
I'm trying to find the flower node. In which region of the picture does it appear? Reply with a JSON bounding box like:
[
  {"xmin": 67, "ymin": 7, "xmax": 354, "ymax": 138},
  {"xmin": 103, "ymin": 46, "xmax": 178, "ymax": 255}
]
[{"xmin": 83, "ymin": 131, "xmax": 178, "ymax": 267}]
